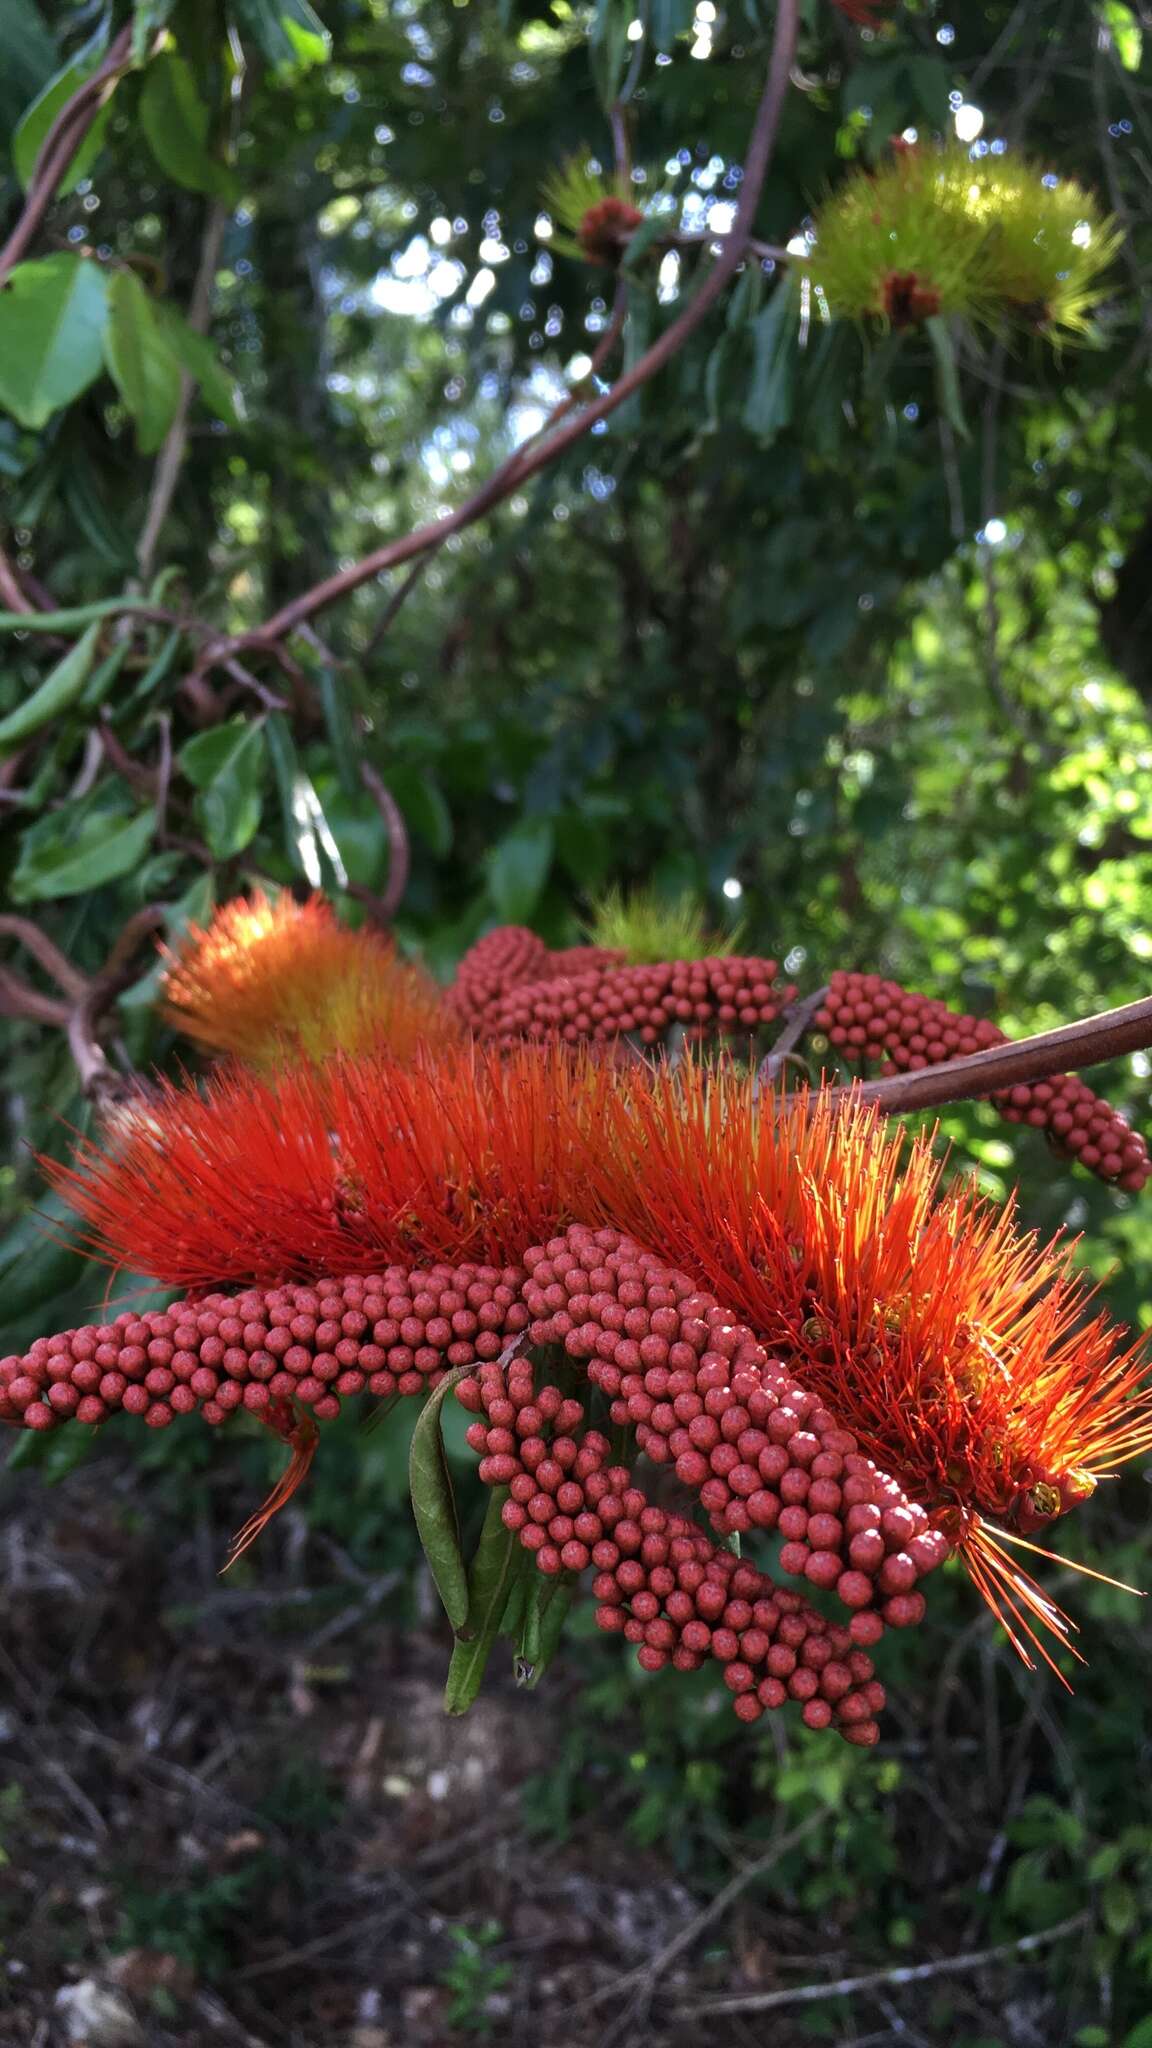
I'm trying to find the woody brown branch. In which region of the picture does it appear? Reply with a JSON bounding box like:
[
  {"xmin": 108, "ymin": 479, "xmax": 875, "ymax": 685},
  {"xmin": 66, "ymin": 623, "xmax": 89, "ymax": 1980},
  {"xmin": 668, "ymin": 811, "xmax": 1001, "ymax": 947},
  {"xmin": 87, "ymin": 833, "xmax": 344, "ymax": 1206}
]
[{"xmin": 822, "ymin": 995, "xmax": 1152, "ymax": 1114}]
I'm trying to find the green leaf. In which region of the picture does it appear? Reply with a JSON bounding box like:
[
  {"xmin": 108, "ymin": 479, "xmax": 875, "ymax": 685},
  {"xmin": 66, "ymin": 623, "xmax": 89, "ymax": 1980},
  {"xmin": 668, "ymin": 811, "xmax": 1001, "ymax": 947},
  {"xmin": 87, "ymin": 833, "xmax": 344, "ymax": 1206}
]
[
  {"xmin": 387, "ymin": 762, "xmax": 453, "ymax": 857},
  {"xmin": 232, "ymin": 0, "xmax": 331, "ymax": 68},
  {"xmin": 103, "ymin": 269, "xmax": 183, "ymax": 454},
  {"xmin": 1123, "ymin": 2020, "xmax": 1152, "ymax": 2048},
  {"xmin": 155, "ymin": 305, "xmax": 241, "ymax": 425},
  {"xmin": 487, "ymin": 816, "xmax": 554, "ymax": 922},
  {"xmin": 444, "ymin": 1488, "xmax": 524, "ymax": 1715},
  {"xmin": 743, "ymin": 281, "xmax": 797, "ymax": 443},
  {"xmin": 0, "ymin": 619, "xmax": 100, "ymax": 755},
  {"xmin": 0, "ymin": 254, "xmax": 107, "ymax": 430},
  {"xmin": 11, "ymin": 25, "xmax": 112, "ymax": 195},
  {"xmin": 318, "ymin": 668, "xmax": 360, "ymax": 797},
  {"xmin": 132, "ymin": 1, "xmax": 179, "ymax": 67},
  {"xmin": 10, "ymin": 795, "xmax": 156, "ymax": 902},
  {"xmin": 180, "ymin": 718, "xmax": 266, "ymax": 858},
  {"xmin": 926, "ymin": 315, "xmax": 970, "ymax": 443},
  {"xmin": 515, "ymin": 1572, "xmax": 578, "ymax": 1689},
  {"xmin": 1098, "ymin": 2, "xmax": 1143, "ymax": 70},
  {"xmin": 409, "ymin": 1365, "xmax": 474, "ymax": 1634},
  {"xmin": 0, "ymin": 597, "xmax": 153, "ymax": 633},
  {"xmin": 139, "ymin": 51, "xmax": 237, "ymax": 198},
  {"xmin": 0, "ymin": 2, "xmax": 58, "ymax": 139},
  {"xmin": 265, "ymin": 710, "xmax": 306, "ymax": 871}
]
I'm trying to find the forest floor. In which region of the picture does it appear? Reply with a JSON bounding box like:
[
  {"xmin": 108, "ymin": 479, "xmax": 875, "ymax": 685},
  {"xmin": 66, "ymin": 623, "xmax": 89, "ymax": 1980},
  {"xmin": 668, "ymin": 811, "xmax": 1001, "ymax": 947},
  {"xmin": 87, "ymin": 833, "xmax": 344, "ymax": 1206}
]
[{"xmin": 0, "ymin": 1444, "xmax": 1092, "ymax": 2048}]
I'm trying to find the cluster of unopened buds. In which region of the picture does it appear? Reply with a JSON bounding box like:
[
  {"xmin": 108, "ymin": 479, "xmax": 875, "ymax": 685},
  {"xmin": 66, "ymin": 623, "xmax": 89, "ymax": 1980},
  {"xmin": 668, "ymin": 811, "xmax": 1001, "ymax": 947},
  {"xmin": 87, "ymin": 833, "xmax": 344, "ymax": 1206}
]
[
  {"xmin": 451, "ymin": 926, "xmax": 795, "ymax": 1047},
  {"xmin": 817, "ymin": 971, "xmax": 1151, "ymax": 1190},
  {"xmin": 1, "ymin": 1225, "xmax": 956, "ymax": 1747}
]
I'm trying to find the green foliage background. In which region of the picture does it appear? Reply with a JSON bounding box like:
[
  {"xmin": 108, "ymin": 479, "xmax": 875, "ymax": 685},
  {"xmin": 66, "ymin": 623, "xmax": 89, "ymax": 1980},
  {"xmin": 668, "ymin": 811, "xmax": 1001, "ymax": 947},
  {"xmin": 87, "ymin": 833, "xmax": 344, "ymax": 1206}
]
[{"xmin": 3, "ymin": 0, "xmax": 1152, "ymax": 2037}]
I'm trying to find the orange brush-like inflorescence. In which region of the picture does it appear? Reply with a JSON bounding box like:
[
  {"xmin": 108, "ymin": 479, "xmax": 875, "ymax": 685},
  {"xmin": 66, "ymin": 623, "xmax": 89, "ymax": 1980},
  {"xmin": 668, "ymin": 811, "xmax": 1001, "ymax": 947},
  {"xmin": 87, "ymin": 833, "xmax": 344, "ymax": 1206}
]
[{"xmin": 161, "ymin": 889, "xmax": 457, "ymax": 1069}]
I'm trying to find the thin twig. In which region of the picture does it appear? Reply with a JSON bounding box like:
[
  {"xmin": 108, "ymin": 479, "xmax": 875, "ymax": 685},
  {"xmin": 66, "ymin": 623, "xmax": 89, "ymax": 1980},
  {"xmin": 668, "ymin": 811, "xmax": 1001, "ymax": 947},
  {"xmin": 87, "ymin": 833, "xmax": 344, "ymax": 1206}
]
[
  {"xmin": 0, "ymin": 27, "xmax": 133, "ymax": 285},
  {"xmin": 0, "ymin": 915, "xmax": 88, "ymax": 1000},
  {"xmin": 216, "ymin": 0, "xmax": 803, "ymax": 653},
  {"xmin": 358, "ymin": 762, "xmax": 410, "ymax": 923},
  {"xmin": 136, "ymin": 198, "xmax": 231, "ymax": 584},
  {"xmin": 754, "ymin": 985, "xmax": 828, "ymax": 1097},
  {"xmin": 580, "ymin": 1808, "xmax": 829, "ymax": 2015},
  {"xmin": 674, "ymin": 1912, "xmax": 1089, "ymax": 2018}
]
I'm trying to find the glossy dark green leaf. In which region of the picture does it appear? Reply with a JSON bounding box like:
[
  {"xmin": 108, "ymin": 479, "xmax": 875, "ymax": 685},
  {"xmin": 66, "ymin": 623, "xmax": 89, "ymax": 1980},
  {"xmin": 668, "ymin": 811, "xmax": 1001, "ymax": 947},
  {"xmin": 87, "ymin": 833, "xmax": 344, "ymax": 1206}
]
[
  {"xmin": 265, "ymin": 710, "xmax": 306, "ymax": 872},
  {"xmin": 12, "ymin": 26, "xmax": 111, "ymax": 195},
  {"xmin": 10, "ymin": 793, "xmax": 156, "ymax": 902},
  {"xmin": 104, "ymin": 269, "xmax": 183, "ymax": 454},
  {"xmin": 139, "ymin": 51, "xmax": 237, "ymax": 199},
  {"xmin": 0, "ymin": 1, "xmax": 57, "ymax": 136},
  {"xmin": 180, "ymin": 718, "xmax": 266, "ymax": 858},
  {"xmin": 0, "ymin": 620, "xmax": 100, "ymax": 754},
  {"xmin": 444, "ymin": 1488, "xmax": 523, "ymax": 1715},
  {"xmin": 0, "ymin": 255, "xmax": 107, "ymax": 429},
  {"xmin": 409, "ymin": 1364, "xmax": 473, "ymax": 1633},
  {"xmin": 487, "ymin": 816, "xmax": 554, "ymax": 923}
]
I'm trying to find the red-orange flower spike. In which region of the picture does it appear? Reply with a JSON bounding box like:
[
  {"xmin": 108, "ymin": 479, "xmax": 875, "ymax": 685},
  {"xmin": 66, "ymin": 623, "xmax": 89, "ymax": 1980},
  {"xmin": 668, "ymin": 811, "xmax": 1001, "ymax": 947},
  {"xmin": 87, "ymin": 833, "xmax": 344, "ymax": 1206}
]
[
  {"xmin": 38, "ymin": 1050, "xmax": 1151, "ymax": 1660},
  {"xmin": 161, "ymin": 889, "xmax": 456, "ymax": 1069}
]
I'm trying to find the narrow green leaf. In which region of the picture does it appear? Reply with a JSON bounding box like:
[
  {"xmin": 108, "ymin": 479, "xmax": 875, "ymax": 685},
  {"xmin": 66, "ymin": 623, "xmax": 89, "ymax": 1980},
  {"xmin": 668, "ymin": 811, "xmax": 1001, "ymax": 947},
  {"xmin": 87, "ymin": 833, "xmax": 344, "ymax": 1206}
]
[
  {"xmin": 139, "ymin": 51, "xmax": 237, "ymax": 198},
  {"xmin": 486, "ymin": 816, "xmax": 554, "ymax": 923},
  {"xmin": 515, "ymin": 1572, "xmax": 578, "ymax": 1689},
  {"xmin": 12, "ymin": 26, "xmax": 111, "ymax": 196},
  {"xmin": 318, "ymin": 668, "xmax": 360, "ymax": 798},
  {"xmin": 926, "ymin": 315, "xmax": 970, "ymax": 443},
  {"xmin": 10, "ymin": 799, "xmax": 156, "ymax": 902},
  {"xmin": 156, "ymin": 304, "xmax": 242, "ymax": 426},
  {"xmin": 103, "ymin": 268, "xmax": 182, "ymax": 455},
  {"xmin": 0, "ymin": 620, "xmax": 100, "ymax": 755},
  {"xmin": 444, "ymin": 1488, "xmax": 523, "ymax": 1715},
  {"xmin": 0, "ymin": 254, "xmax": 107, "ymax": 430},
  {"xmin": 78, "ymin": 638, "xmax": 128, "ymax": 712},
  {"xmin": 232, "ymin": 0, "xmax": 331, "ymax": 69},
  {"xmin": 409, "ymin": 1365, "xmax": 474, "ymax": 1634},
  {"xmin": 0, "ymin": 597, "xmax": 153, "ymax": 633},
  {"xmin": 743, "ymin": 280, "xmax": 798, "ymax": 443},
  {"xmin": 265, "ymin": 710, "xmax": 305, "ymax": 871}
]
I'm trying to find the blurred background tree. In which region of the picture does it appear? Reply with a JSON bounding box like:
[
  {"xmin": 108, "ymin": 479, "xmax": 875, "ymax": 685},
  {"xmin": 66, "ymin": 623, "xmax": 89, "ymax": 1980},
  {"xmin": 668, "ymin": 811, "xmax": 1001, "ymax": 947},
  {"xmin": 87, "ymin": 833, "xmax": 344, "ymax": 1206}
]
[{"xmin": 3, "ymin": 3, "xmax": 1152, "ymax": 2044}]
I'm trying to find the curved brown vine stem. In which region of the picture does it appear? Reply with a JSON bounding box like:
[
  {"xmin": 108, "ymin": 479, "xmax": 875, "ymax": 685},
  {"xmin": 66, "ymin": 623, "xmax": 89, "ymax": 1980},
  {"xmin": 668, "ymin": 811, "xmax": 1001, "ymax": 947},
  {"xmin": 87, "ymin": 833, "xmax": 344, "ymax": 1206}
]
[
  {"xmin": 65, "ymin": 905, "xmax": 167, "ymax": 1105},
  {"xmin": 755, "ymin": 985, "xmax": 829, "ymax": 1098},
  {"xmin": 0, "ymin": 26, "xmax": 134, "ymax": 287},
  {"xmin": 210, "ymin": 0, "xmax": 802, "ymax": 657}
]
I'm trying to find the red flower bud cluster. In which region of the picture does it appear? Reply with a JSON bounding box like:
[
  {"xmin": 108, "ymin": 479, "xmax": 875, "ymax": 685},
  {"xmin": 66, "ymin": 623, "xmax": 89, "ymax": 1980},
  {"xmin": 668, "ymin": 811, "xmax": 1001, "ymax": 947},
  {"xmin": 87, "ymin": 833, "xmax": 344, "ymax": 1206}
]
[
  {"xmin": 447, "ymin": 926, "xmax": 624, "ymax": 1030},
  {"xmin": 816, "ymin": 971, "xmax": 1151, "ymax": 1190},
  {"xmin": 519, "ymin": 1226, "xmax": 948, "ymax": 1637},
  {"xmin": 0, "ymin": 1268, "xmax": 531, "ymax": 1432},
  {"xmin": 578, "ymin": 196, "xmax": 645, "ymax": 265},
  {"xmin": 482, "ymin": 955, "xmax": 795, "ymax": 1047},
  {"xmin": 455, "ymin": 1339, "xmax": 887, "ymax": 1744},
  {"xmin": 831, "ymin": 0, "xmax": 894, "ymax": 23}
]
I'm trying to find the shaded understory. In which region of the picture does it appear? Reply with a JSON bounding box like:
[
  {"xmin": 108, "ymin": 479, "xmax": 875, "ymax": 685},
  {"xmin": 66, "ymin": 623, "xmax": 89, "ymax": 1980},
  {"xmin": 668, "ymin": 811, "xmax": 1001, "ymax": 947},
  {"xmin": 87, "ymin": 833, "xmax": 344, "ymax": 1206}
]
[{"xmin": 1, "ymin": 1427, "xmax": 1148, "ymax": 2048}]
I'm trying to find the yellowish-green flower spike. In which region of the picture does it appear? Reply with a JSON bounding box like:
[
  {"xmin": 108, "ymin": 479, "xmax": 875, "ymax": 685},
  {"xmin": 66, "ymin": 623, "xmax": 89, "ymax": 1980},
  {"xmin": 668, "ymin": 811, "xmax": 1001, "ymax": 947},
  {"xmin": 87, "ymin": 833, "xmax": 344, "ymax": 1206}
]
[
  {"xmin": 810, "ymin": 143, "xmax": 1121, "ymax": 343},
  {"xmin": 586, "ymin": 886, "xmax": 739, "ymax": 963},
  {"xmin": 540, "ymin": 156, "xmax": 644, "ymax": 266}
]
